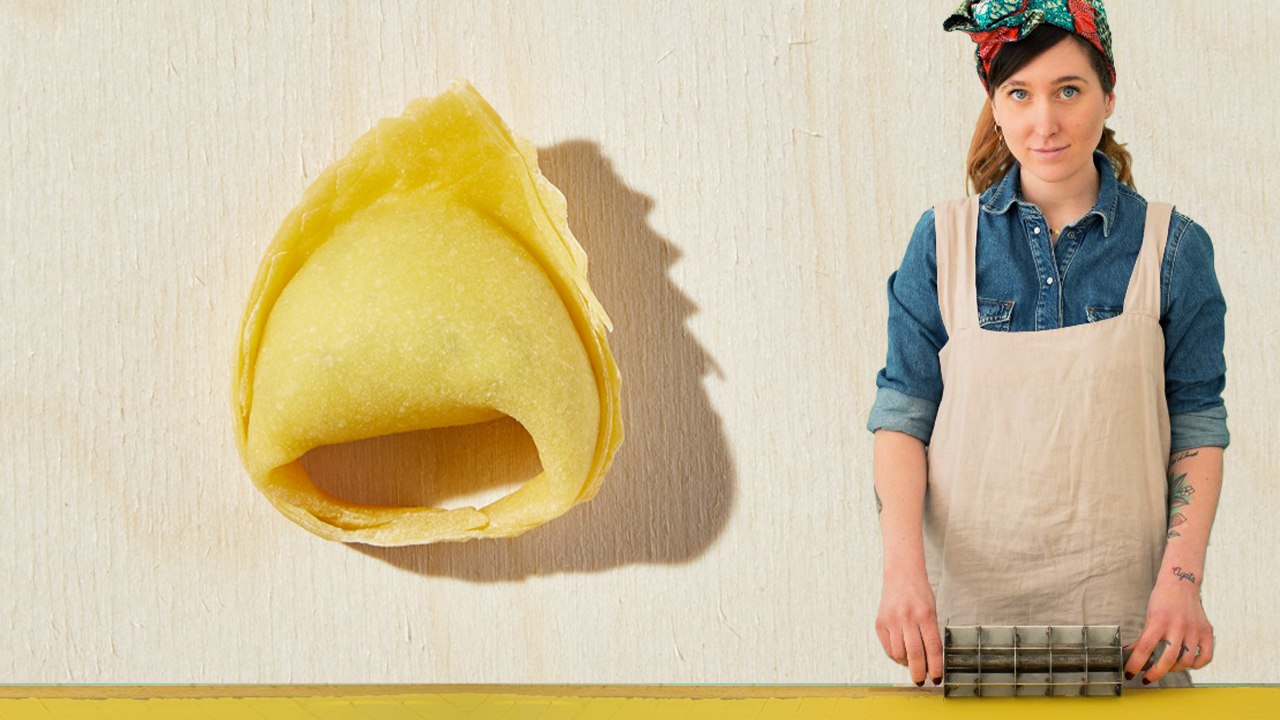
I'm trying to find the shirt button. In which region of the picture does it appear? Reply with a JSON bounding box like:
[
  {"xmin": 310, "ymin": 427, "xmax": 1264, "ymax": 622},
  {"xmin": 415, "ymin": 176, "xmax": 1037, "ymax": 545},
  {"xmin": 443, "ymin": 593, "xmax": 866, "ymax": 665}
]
[
  {"xmin": 1067, "ymin": 231, "xmax": 1075, "ymax": 239},
  {"xmin": 1033, "ymin": 227, "xmax": 1042, "ymax": 235},
  {"xmin": 1047, "ymin": 277, "xmax": 1054, "ymax": 285}
]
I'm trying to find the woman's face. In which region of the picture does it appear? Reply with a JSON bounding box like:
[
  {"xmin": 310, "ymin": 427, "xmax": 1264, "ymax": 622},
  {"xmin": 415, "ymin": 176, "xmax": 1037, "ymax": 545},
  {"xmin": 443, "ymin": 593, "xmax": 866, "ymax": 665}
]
[{"xmin": 990, "ymin": 37, "xmax": 1115, "ymax": 194}]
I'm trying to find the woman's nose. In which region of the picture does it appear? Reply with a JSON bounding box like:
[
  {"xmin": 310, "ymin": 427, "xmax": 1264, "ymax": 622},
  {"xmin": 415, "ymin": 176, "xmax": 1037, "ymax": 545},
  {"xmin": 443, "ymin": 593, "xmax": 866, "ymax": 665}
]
[{"xmin": 1032, "ymin": 101, "xmax": 1060, "ymax": 137}]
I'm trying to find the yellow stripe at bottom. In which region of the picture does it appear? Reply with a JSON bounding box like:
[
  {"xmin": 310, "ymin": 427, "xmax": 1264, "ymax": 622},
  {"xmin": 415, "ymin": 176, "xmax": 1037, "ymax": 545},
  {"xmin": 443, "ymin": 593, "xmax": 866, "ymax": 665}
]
[{"xmin": 0, "ymin": 687, "xmax": 1276, "ymax": 720}]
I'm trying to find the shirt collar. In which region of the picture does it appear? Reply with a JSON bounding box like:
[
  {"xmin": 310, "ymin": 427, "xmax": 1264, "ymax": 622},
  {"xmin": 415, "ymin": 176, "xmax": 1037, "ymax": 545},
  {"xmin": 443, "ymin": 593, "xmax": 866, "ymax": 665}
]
[{"xmin": 980, "ymin": 151, "xmax": 1119, "ymax": 237}]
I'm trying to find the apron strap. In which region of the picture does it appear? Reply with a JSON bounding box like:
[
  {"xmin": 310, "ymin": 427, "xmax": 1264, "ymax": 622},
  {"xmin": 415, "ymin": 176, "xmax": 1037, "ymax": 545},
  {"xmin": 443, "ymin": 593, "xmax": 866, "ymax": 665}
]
[
  {"xmin": 934, "ymin": 196, "xmax": 982, "ymax": 337},
  {"xmin": 1123, "ymin": 202, "xmax": 1174, "ymax": 319}
]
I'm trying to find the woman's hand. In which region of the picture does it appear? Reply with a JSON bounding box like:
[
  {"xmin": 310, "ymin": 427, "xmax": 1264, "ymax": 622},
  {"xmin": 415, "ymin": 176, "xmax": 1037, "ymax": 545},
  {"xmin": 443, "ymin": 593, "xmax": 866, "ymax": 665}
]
[
  {"xmin": 876, "ymin": 569, "xmax": 944, "ymax": 686},
  {"xmin": 1123, "ymin": 576, "xmax": 1214, "ymax": 684}
]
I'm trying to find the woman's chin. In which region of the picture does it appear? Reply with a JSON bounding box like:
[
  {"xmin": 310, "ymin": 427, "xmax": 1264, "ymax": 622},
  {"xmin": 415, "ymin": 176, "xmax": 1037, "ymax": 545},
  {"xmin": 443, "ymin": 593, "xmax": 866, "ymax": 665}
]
[{"xmin": 1019, "ymin": 156, "xmax": 1093, "ymax": 187}]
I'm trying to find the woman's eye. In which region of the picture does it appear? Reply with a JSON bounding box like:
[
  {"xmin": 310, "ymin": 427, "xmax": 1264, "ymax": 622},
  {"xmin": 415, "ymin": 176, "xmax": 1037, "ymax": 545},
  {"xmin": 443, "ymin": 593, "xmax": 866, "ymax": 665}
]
[
  {"xmin": 1060, "ymin": 86, "xmax": 1079, "ymax": 98},
  {"xmin": 1009, "ymin": 89, "xmax": 1028, "ymax": 100}
]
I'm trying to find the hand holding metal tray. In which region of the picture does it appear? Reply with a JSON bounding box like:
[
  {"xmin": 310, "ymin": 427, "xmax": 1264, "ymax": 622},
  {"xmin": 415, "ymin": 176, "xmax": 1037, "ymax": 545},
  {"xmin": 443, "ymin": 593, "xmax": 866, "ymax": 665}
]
[{"xmin": 943, "ymin": 625, "xmax": 1166, "ymax": 697}]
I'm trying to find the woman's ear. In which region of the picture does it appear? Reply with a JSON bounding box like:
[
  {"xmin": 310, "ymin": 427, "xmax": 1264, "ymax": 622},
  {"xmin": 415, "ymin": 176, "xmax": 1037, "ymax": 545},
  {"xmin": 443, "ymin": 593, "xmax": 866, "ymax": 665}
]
[{"xmin": 1104, "ymin": 91, "xmax": 1115, "ymax": 119}]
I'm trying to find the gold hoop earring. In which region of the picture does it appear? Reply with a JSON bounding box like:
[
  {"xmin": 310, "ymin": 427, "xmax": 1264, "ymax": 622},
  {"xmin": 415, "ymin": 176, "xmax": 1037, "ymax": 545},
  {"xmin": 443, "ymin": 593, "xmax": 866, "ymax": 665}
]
[{"xmin": 995, "ymin": 125, "xmax": 1005, "ymax": 145}]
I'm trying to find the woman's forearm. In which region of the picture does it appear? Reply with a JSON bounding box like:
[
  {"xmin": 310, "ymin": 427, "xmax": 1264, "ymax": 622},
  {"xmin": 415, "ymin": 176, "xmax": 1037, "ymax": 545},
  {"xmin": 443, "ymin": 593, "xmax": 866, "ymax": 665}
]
[
  {"xmin": 873, "ymin": 429, "xmax": 929, "ymax": 580},
  {"xmin": 1157, "ymin": 446, "xmax": 1224, "ymax": 590}
]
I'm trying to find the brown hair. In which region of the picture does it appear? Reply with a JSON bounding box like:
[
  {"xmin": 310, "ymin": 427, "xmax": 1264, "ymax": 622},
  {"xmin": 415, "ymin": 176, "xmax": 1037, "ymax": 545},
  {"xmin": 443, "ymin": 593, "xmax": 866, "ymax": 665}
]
[{"xmin": 966, "ymin": 25, "xmax": 1134, "ymax": 195}]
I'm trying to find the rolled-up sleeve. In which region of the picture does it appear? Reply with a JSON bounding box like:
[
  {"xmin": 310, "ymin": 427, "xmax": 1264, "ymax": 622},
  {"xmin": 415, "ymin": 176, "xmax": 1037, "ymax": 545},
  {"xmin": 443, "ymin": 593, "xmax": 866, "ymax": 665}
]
[
  {"xmin": 1162, "ymin": 213, "xmax": 1230, "ymax": 451},
  {"xmin": 866, "ymin": 208, "xmax": 949, "ymax": 445}
]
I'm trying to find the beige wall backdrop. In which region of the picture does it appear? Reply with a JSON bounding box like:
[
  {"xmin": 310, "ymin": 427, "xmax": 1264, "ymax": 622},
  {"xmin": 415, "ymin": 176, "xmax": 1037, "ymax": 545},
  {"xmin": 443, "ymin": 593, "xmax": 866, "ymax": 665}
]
[{"xmin": 3, "ymin": 0, "xmax": 1277, "ymax": 683}]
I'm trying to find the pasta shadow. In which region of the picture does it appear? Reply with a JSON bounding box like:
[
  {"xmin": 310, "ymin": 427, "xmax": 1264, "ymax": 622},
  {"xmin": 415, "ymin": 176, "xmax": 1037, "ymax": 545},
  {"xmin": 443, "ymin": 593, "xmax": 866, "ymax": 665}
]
[{"xmin": 328, "ymin": 139, "xmax": 735, "ymax": 579}]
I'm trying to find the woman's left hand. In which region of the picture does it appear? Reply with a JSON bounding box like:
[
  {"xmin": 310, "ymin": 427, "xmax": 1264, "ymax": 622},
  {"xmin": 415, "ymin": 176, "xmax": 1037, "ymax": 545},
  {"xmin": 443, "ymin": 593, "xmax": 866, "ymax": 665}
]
[{"xmin": 1123, "ymin": 577, "xmax": 1215, "ymax": 684}]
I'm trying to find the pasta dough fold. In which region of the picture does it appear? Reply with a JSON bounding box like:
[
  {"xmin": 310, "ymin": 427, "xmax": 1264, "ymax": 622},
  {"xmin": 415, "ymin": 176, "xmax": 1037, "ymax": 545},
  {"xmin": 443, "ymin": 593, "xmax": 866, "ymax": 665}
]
[{"xmin": 232, "ymin": 80, "xmax": 622, "ymax": 545}]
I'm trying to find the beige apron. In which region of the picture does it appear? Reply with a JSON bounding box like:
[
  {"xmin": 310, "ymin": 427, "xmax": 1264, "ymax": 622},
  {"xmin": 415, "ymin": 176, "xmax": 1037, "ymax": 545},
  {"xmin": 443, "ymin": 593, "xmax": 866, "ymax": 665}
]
[{"xmin": 925, "ymin": 196, "xmax": 1191, "ymax": 688}]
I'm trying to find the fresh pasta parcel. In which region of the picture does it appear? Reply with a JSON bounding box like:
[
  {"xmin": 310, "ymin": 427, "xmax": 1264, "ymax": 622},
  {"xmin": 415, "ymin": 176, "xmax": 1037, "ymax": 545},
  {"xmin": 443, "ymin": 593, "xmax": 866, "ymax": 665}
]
[{"xmin": 232, "ymin": 80, "xmax": 622, "ymax": 546}]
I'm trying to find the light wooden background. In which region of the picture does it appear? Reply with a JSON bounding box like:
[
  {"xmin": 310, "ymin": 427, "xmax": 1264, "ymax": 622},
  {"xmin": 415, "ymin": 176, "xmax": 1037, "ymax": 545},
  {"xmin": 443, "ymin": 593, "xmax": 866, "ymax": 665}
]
[{"xmin": 3, "ymin": 0, "xmax": 1278, "ymax": 683}]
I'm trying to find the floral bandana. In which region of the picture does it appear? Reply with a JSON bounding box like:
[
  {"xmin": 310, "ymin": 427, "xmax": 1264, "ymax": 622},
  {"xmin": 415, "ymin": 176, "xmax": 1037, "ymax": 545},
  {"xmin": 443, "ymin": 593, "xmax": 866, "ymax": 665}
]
[{"xmin": 944, "ymin": 0, "xmax": 1115, "ymax": 91}]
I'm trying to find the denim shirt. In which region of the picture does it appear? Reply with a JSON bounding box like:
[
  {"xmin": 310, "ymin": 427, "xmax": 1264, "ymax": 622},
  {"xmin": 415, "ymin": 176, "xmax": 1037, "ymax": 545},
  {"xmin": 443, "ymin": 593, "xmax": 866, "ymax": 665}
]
[{"xmin": 867, "ymin": 152, "xmax": 1230, "ymax": 452}]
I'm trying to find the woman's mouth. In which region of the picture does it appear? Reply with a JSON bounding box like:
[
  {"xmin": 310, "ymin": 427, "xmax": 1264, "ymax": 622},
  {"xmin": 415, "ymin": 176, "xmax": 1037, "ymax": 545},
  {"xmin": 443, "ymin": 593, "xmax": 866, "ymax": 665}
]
[{"xmin": 1032, "ymin": 146, "xmax": 1069, "ymax": 160}]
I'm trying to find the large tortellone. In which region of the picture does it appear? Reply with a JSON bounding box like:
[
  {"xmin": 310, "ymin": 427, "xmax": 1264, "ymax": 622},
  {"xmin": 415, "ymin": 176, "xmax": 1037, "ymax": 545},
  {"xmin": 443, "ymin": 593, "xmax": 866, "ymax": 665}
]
[{"xmin": 232, "ymin": 80, "xmax": 622, "ymax": 545}]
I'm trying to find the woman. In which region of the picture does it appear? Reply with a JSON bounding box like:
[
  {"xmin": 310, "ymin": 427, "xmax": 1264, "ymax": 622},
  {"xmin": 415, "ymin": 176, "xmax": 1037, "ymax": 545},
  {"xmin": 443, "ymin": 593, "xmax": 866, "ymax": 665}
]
[{"xmin": 866, "ymin": 0, "xmax": 1229, "ymax": 690}]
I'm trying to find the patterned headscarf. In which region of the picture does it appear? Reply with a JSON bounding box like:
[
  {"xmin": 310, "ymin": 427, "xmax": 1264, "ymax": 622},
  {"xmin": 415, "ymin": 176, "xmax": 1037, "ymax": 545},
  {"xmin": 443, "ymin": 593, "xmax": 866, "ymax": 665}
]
[{"xmin": 944, "ymin": 0, "xmax": 1115, "ymax": 91}]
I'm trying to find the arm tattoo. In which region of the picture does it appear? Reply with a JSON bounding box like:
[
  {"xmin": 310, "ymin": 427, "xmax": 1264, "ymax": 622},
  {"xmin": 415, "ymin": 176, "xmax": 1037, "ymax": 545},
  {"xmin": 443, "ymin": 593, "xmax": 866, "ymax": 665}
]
[
  {"xmin": 1167, "ymin": 471, "xmax": 1196, "ymax": 539},
  {"xmin": 875, "ymin": 487, "xmax": 883, "ymax": 516},
  {"xmin": 1173, "ymin": 566, "xmax": 1198, "ymax": 585},
  {"xmin": 1171, "ymin": 449, "xmax": 1200, "ymax": 464}
]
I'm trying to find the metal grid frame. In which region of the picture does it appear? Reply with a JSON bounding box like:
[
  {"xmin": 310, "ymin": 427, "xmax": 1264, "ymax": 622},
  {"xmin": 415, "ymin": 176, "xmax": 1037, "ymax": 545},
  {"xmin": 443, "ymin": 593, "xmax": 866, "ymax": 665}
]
[{"xmin": 943, "ymin": 625, "xmax": 1124, "ymax": 697}]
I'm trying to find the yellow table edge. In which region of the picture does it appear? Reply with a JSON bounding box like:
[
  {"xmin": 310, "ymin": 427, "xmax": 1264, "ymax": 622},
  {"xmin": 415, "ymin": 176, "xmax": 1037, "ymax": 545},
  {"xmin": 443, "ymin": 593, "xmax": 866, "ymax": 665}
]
[{"xmin": 1, "ymin": 685, "xmax": 1278, "ymax": 720}]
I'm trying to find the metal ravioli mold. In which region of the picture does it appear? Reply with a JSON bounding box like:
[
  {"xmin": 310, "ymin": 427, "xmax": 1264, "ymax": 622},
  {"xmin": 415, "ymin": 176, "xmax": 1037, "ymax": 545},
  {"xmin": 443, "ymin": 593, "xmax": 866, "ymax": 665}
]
[{"xmin": 944, "ymin": 625, "xmax": 1124, "ymax": 697}]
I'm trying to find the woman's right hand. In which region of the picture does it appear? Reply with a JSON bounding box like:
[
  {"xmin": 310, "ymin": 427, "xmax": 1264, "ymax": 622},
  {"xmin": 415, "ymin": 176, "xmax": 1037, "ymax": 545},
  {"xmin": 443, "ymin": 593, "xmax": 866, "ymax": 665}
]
[
  {"xmin": 871, "ymin": 430, "xmax": 937, "ymax": 686},
  {"xmin": 876, "ymin": 570, "xmax": 944, "ymax": 686}
]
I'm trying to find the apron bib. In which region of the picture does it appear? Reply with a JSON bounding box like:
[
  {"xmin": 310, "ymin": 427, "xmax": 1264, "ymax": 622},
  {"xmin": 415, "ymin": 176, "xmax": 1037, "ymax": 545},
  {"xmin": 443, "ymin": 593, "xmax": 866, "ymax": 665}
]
[{"xmin": 924, "ymin": 196, "xmax": 1191, "ymax": 688}]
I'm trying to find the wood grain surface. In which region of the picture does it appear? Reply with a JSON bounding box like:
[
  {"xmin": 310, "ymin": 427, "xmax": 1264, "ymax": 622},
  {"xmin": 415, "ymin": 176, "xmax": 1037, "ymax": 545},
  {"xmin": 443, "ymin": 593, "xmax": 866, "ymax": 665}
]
[{"xmin": 2, "ymin": 0, "xmax": 1277, "ymax": 683}]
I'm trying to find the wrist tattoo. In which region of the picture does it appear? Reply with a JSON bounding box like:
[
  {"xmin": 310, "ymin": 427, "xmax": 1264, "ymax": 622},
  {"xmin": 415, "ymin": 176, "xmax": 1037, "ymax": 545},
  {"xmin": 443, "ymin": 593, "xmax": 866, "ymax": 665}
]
[
  {"xmin": 1167, "ymin": 472, "xmax": 1195, "ymax": 539},
  {"xmin": 1173, "ymin": 566, "xmax": 1198, "ymax": 585},
  {"xmin": 875, "ymin": 487, "xmax": 883, "ymax": 516}
]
